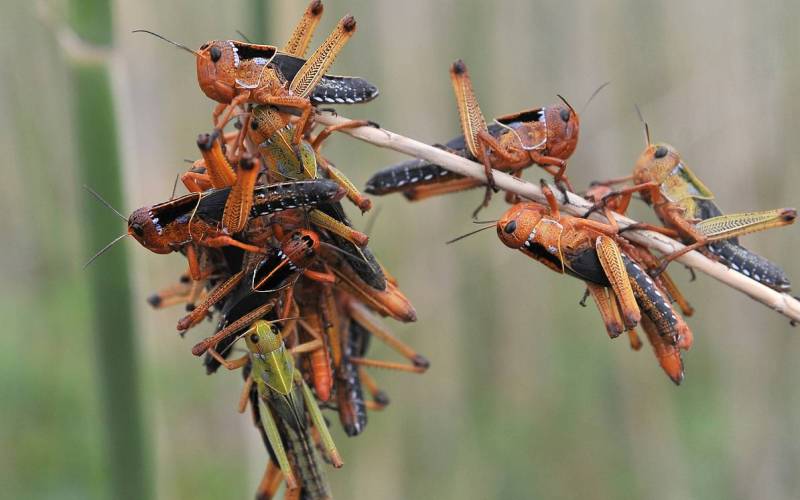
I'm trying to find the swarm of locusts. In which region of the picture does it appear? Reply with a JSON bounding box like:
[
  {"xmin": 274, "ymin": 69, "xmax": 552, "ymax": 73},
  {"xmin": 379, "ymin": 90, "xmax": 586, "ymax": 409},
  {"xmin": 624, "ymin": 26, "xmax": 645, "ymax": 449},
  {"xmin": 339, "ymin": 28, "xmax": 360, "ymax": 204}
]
[
  {"xmin": 85, "ymin": 1, "xmax": 797, "ymax": 498},
  {"xmin": 93, "ymin": 3, "xmax": 431, "ymax": 498},
  {"xmin": 367, "ymin": 59, "xmax": 797, "ymax": 385}
]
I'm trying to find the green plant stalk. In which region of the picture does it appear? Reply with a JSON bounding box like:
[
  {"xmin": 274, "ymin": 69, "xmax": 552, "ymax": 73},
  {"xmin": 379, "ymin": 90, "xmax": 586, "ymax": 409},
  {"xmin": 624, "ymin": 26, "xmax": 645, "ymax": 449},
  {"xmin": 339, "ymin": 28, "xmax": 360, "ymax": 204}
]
[
  {"xmin": 67, "ymin": 1, "xmax": 151, "ymax": 498},
  {"xmin": 249, "ymin": 0, "xmax": 268, "ymax": 43}
]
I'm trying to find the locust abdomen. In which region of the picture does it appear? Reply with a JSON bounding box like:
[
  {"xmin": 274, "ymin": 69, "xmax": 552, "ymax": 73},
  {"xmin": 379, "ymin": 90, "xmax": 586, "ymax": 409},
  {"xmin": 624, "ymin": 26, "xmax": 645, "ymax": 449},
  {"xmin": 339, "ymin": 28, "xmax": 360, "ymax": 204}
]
[{"xmin": 706, "ymin": 239, "xmax": 791, "ymax": 292}]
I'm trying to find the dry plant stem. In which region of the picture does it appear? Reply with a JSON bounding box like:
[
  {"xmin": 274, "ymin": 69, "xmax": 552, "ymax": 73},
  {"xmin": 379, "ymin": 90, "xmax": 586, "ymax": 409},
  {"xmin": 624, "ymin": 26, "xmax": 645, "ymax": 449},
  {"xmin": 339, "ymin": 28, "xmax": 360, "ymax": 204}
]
[{"xmin": 315, "ymin": 111, "xmax": 800, "ymax": 323}]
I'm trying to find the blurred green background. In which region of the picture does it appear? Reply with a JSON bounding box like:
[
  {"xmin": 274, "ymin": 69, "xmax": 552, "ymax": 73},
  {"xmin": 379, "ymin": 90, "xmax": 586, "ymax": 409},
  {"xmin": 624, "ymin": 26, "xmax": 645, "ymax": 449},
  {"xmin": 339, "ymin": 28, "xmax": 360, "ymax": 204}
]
[{"xmin": 2, "ymin": 1, "xmax": 800, "ymax": 499}]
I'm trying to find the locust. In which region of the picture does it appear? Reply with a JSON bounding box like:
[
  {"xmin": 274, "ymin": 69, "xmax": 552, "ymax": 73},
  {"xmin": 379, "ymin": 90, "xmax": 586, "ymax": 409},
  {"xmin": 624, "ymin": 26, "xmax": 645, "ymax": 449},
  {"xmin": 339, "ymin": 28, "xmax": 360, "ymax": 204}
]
[
  {"xmin": 365, "ymin": 59, "xmax": 584, "ymax": 216},
  {"xmin": 495, "ymin": 181, "xmax": 693, "ymax": 383},
  {"xmin": 589, "ymin": 130, "xmax": 796, "ymax": 291},
  {"xmin": 214, "ymin": 320, "xmax": 342, "ymax": 499}
]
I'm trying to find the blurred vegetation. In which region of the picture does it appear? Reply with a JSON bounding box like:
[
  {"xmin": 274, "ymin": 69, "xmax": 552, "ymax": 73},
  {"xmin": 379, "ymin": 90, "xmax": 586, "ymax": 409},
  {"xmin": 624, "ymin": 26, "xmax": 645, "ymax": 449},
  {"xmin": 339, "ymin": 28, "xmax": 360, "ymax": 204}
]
[{"xmin": 1, "ymin": 1, "xmax": 799, "ymax": 499}]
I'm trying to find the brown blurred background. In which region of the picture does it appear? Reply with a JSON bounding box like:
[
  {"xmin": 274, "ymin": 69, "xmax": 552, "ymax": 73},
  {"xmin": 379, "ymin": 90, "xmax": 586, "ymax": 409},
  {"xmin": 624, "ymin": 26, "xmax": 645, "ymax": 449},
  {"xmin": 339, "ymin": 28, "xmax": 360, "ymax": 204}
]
[{"xmin": 2, "ymin": 0, "xmax": 800, "ymax": 499}]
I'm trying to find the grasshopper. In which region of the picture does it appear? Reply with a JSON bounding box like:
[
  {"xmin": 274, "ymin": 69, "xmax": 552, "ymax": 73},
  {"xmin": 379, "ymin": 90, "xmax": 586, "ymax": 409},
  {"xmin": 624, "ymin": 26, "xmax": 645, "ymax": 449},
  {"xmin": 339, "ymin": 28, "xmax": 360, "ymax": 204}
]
[
  {"xmin": 248, "ymin": 103, "xmax": 377, "ymax": 212},
  {"xmin": 214, "ymin": 320, "xmax": 342, "ymax": 497},
  {"xmin": 135, "ymin": 1, "xmax": 377, "ymax": 136},
  {"xmin": 365, "ymin": 59, "xmax": 582, "ymax": 216},
  {"xmin": 590, "ymin": 136, "xmax": 796, "ymax": 291},
  {"xmin": 496, "ymin": 182, "xmax": 692, "ymax": 383},
  {"xmin": 127, "ymin": 178, "xmax": 345, "ymax": 279}
]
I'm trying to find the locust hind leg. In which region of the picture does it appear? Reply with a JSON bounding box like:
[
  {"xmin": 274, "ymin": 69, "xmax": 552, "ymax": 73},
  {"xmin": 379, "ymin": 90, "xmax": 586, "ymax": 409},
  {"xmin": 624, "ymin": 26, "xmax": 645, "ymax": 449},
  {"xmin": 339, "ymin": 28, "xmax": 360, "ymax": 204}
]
[
  {"xmin": 297, "ymin": 373, "xmax": 343, "ymax": 467},
  {"xmin": 594, "ymin": 235, "xmax": 641, "ymax": 329},
  {"xmin": 283, "ymin": 0, "xmax": 324, "ymax": 57},
  {"xmin": 345, "ymin": 300, "xmax": 429, "ymax": 372},
  {"xmin": 196, "ymin": 131, "xmax": 237, "ymax": 188},
  {"xmin": 449, "ymin": 59, "xmax": 499, "ymax": 214},
  {"xmin": 260, "ymin": 403, "xmax": 299, "ymax": 489},
  {"xmin": 309, "ymin": 209, "xmax": 369, "ymax": 247},
  {"xmin": 359, "ymin": 367, "xmax": 390, "ymax": 410},
  {"xmin": 176, "ymin": 270, "xmax": 246, "ymax": 332},
  {"xmin": 255, "ymin": 459, "xmax": 284, "ymax": 500},
  {"xmin": 287, "ymin": 15, "xmax": 357, "ymax": 141},
  {"xmin": 316, "ymin": 154, "xmax": 372, "ymax": 212},
  {"xmin": 585, "ymin": 282, "xmax": 625, "ymax": 338},
  {"xmin": 221, "ymin": 155, "xmax": 260, "ymax": 233}
]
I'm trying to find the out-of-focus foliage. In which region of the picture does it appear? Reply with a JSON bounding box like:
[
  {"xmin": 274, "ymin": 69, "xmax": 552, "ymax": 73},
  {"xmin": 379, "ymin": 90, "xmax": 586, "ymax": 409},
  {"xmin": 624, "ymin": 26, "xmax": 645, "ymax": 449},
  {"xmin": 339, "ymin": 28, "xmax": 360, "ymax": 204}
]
[{"xmin": 1, "ymin": 1, "xmax": 799, "ymax": 499}]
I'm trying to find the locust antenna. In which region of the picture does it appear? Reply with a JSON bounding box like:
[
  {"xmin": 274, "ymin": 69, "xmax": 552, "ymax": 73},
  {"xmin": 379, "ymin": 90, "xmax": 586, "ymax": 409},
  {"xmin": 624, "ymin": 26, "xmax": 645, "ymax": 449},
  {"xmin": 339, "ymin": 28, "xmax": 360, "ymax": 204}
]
[
  {"xmin": 84, "ymin": 234, "xmax": 128, "ymax": 269},
  {"xmin": 446, "ymin": 224, "xmax": 496, "ymax": 244},
  {"xmin": 634, "ymin": 104, "xmax": 651, "ymax": 146},
  {"xmin": 169, "ymin": 173, "xmax": 180, "ymax": 200},
  {"xmin": 556, "ymin": 94, "xmax": 577, "ymax": 116},
  {"xmin": 132, "ymin": 30, "xmax": 204, "ymax": 58},
  {"xmin": 363, "ymin": 205, "xmax": 382, "ymax": 235},
  {"xmin": 83, "ymin": 185, "xmax": 126, "ymax": 221},
  {"xmin": 319, "ymin": 241, "xmax": 364, "ymax": 262},
  {"xmin": 236, "ymin": 30, "xmax": 252, "ymax": 43},
  {"xmin": 581, "ymin": 81, "xmax": 611, "ymax": 114}
]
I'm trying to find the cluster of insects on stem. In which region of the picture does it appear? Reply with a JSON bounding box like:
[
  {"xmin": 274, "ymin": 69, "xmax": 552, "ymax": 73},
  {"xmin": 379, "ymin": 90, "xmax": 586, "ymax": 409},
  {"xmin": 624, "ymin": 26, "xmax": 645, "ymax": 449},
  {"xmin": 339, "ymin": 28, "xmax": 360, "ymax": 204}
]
[
  {"xmin": 84, "ymin": 1, "xmax": 798, "ymax": 497},
  {"xmin": 89, "ymin": 2, "xmax": 429, "ymax": 498}
]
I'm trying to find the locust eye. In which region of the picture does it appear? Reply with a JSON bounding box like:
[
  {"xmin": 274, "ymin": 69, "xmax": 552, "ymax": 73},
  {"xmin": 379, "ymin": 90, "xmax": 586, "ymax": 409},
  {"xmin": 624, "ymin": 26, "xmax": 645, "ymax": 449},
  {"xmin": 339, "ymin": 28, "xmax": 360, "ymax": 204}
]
[
  {"xmin": 249, "ymin": 333, "xmax": 259, "ymax": 343},
  {"xmin": 504, "ymin": 220, "xmax": 517, "ymax": 234},
  {"xmin": 210, "ymin": 46, "xmax": 222, "ymax": 62},
  {"xmin": 559, "ymin": 109, "xmax": 571, "ymax": 122},
  {"xmin": 301, "ymin": 235, "xmax": 313, "ymax": 246},
  {"xmin": 130, "ymin": 223, "xmax": 145, "ymax": 238},
  {"xmin": 654, "ymin": 146, "xmax": 668, "ymax": 159}
]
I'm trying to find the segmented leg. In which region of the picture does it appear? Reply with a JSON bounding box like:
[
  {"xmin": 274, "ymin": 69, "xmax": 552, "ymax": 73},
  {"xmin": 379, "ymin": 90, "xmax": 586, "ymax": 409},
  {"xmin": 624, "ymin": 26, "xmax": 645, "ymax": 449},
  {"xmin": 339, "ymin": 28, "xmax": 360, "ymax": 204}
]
[
  {"xmin": 261, "ymin": 403, "xmax": 299, "ymax": 489},
  {"xmin": 298, "ymin": 373, "xmax": 343, "ymax": 467},
  {"xmin": 191, "ymin": 299, "xmax": 277, "ymax": 355},
  {"xmin": 290, "ymin": 15, "xmax": 356, "ymax": 98},
  {"xmin": 177, "ymin": 270, "xmax": 246, "ymax": 331},
  {"xmin": 346, "ymin": 300, "xmax": 429, "ymax": 370},
  {"xmin": 595, "ymin": 235, "xmax": 640, "ymax": 329},
  {"xmin": 222, "ymin": 156, "xmax": 260, "ymax": 233},
  {"xmin": 317, "ymin": 155, "xmax": 372, "ymax": 212},
  {"xmin": 202, "ymin": 235, "xmax": 265, "ymax": 254},
  {"xmin": 180, "ymin": 171, "xmax": 213, "ymax": 193},
  {"xmin": 359, "ymin": 368, "xmax": 389, "ymax": 409},
  {"xmin": 585, "ymin": 282, "xmax": 624, "ymax": 337},
  {"xmin": 309, "ymin": 209, "xmax": 369, "ymax": 247},
  {"xmin": 255, "ymin": 460, "xmax": 283, "ymax": 500},
  {"xmin": 282, "ymin": 0, "xmax": 324, "ymax": 57}
]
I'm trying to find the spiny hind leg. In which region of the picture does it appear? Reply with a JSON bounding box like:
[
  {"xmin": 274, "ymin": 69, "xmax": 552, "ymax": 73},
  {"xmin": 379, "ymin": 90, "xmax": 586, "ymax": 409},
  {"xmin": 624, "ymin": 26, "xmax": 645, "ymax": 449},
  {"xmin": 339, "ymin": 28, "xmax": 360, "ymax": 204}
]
[
  {"xmin": 346, "ymin": 300, "xmax": 429, "ymax": 371},
  {"xmin": 288, "ymin": 15, "xmax": 357, "ymax": 117},
  {"xmin": 283, "ymin": 0, "xmax": 324, "ymax": 57}
]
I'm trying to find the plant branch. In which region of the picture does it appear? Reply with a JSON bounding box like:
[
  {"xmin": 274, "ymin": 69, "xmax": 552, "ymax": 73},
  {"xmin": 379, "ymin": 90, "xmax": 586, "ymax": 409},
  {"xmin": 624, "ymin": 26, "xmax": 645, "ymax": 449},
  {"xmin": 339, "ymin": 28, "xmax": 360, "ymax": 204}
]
[{"xmin": 315, "ymin": 111, "xmax": 800, "ymax": 323}]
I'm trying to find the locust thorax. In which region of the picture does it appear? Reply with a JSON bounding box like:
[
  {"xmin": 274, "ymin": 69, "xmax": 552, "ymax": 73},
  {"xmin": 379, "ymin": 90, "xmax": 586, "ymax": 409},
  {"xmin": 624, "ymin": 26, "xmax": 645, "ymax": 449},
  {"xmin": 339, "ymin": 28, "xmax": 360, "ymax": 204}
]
[
  {"xmin": 127, "ymin": 207, "xmax": 173, "ymax": 254},
  {"xmin": 543, "ymin": 104, "xmax": 580, "ymax": 160},
  {"xmin": 632, "ymin": 142, "xmax": 681, "ymax": 194},
  {"xmin": 497, "ymin": 203, "xmax": 545, "ymax": 249}
]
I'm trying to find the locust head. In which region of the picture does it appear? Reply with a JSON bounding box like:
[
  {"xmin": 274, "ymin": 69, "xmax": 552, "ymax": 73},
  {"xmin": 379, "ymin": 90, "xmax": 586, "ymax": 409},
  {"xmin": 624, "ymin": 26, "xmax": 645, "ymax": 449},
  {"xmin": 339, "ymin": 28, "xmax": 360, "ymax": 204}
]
[
  {"xmin": 127, "ymin": 206, "xmax": 173, "ymax": 254},
  {"xmin": 244, "ymin": 320, "xmax": 283, "ymax": 355},
  {"xmin": 633, "ymin": 142, "xmax": 681, "ymax": 189},
  {"xmin": 195, "ymin": 40, "xmax": 240, "ymax": 103},
  {"xmin": 543, "ymin": 99, "xmax": 580, "ymax": 161},
  {"xmin": 196, "ymin": 39, "xmax": 279, "ymax": 103},
  {"xmin": 497, "ymin": 203, "xmax": 546, "ymax": 250}
]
